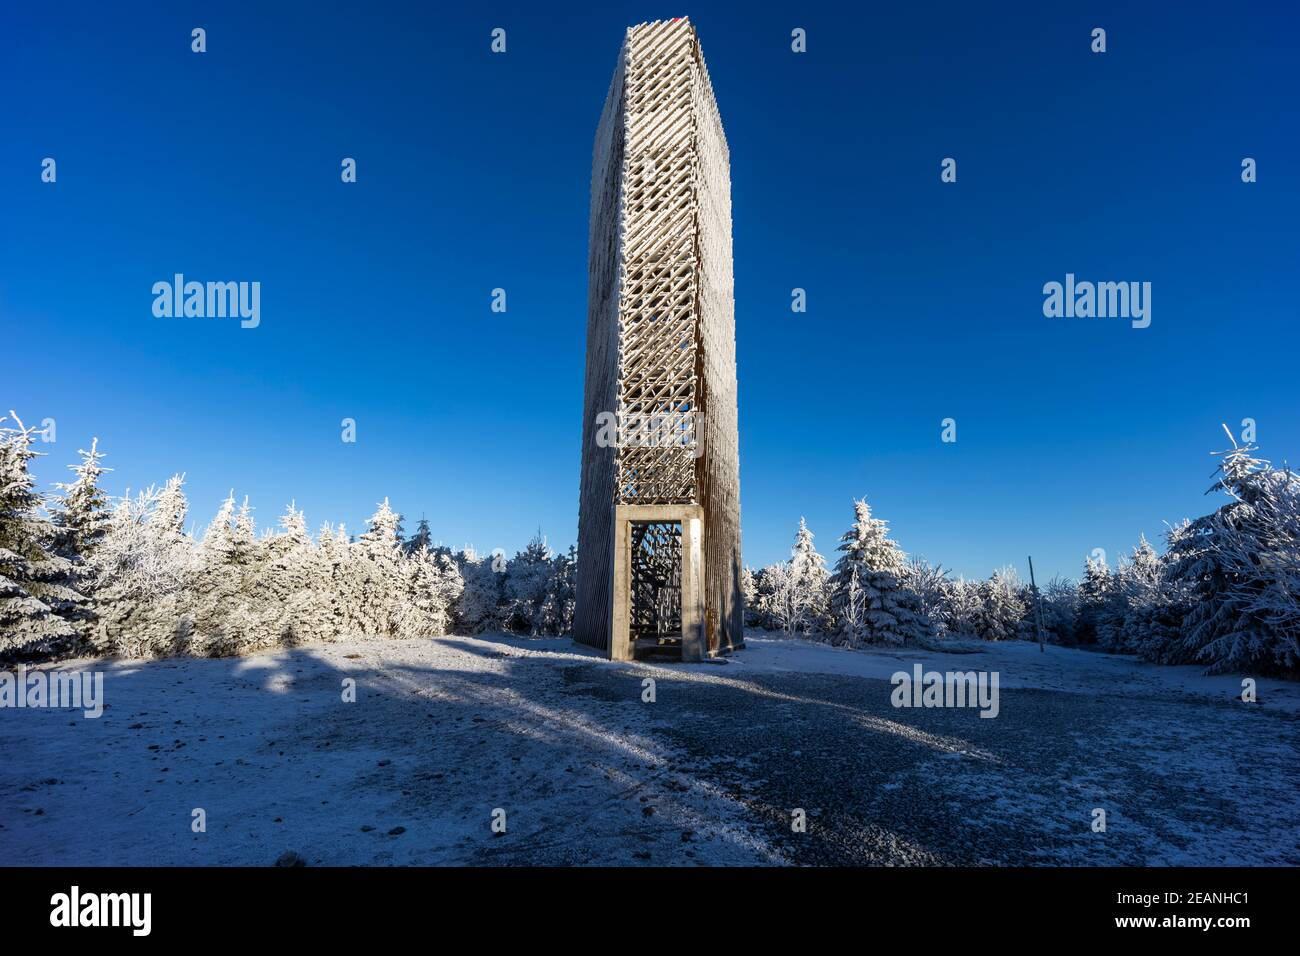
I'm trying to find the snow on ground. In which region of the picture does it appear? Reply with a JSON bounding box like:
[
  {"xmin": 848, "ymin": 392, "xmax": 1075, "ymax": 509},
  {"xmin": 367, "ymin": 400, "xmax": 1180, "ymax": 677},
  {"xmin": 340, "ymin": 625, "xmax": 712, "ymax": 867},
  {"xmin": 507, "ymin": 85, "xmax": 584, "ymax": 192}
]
[
  {"xmin": 716, "ymin": 635, "xmax": 1300, "ymax": 712},
  {"xmin": 2, "ymin": 632, "xmax": 1297, "ymax": 866}
]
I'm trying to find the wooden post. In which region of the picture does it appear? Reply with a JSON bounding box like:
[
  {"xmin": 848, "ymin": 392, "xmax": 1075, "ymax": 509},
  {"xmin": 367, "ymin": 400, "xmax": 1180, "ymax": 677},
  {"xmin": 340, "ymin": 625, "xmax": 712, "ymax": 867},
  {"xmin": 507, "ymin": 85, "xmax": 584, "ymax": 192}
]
[
  {"xmin": 681, "ymin": 515, "xmax": 706, "ymax": 662},
  {"xmin": 1028, "ymin": 555, "xmax": 1046, "ymax": 653},
  {"xmin": 610, "ymin": 509, "xmax": 633, "ymax": 661}
]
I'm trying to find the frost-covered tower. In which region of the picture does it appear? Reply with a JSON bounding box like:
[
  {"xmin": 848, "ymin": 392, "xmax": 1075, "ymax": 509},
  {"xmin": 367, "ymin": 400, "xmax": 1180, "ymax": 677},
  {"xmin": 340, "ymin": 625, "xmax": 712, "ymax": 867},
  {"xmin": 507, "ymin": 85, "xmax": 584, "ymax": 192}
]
[{"xmin": 576, "ymin": 18, "xmax": 742, "ymax": 662}]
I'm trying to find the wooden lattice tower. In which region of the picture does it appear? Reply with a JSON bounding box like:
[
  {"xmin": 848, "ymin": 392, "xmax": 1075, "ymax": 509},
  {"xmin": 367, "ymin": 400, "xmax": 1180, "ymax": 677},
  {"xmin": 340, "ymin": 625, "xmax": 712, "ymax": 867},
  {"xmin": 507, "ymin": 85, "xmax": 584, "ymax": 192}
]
[{"xmin": 576, "ymin": 18, "xmax": 742, "ymax": 662}]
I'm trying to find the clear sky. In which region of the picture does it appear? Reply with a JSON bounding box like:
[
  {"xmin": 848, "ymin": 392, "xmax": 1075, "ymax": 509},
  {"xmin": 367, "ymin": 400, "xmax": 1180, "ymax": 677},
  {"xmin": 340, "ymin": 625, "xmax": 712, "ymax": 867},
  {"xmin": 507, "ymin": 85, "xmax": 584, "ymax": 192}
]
[{"xmin": 3, "ymin": 1, "xmax": 1297, "ymax": 582}]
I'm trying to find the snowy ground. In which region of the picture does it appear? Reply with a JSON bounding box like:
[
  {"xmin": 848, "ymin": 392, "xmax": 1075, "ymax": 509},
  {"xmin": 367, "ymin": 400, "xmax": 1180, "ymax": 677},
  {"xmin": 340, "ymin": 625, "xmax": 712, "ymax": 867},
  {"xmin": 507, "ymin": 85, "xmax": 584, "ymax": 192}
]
[{"xmin": 3, "ymin": 632, "xmax": 1297, "ymax": 866}]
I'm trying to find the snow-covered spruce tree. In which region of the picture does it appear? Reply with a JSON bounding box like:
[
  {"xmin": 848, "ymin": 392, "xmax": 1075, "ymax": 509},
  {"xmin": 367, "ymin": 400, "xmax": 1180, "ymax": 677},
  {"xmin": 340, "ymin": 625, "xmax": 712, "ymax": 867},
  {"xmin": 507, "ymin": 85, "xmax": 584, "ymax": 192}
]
[
  {"xmin": 828, "ymin": 498, "xmax": 931, "ymax": 645},
  {"xmin": 90, "ymin": 476, "xmax": 195, "ymax": 657},
  {"xmin": 748, "ymin": 565, "xmax": 778, "ymax": 629},
  {"xmin": 941, "ymin": 577, "xmax": 983, "ymax": 639},
  {"xmin": 1167, "ymin": 432, "xmax": 1300, "ymax": 674},
  {"xmin": 540, "ymin": 544, "xmax": 577, "ymax": 636},
  {"xmin": 1095, "ymin": 538, "xmax": 1160, "ymax": 652},
  {"xmin": 313, "ymin": 521, "xmax": 349, "ymax": 639},
  {"xmin": 151, "ymin": 473, "xmax": 190, "ymax": 544},
  {"xmin": 48, "ymin": 438, "xmax": 112, "ymax": 647},
  {"xmin": 1214, "ymin": 469, "xmax": 1300, "ymax": 672},
  {"xmin": 786, "ymin": 517, "xmax": 831, "ymax": 633},
  {"xmin": 186, "ymin": 493, "xmax": 269, "ymax": 656},
  {"xmin": 352, "ymin": 499, "xmax": 407, "ymax": 637},
  {"xmin": 0, "ymin": 413, "xmax": 80, "ymax": 660},
  {"xmin": 740, "ymin": 566, "xmax": 760, "ymax": 628},
  {"xmin": 404, "ymin": 517, "xmax": 433, "ymax": 557},
  {"xmin": 454, "ymin": 547, "xmax": 503, "ymax": 633},
  {"xmin": 1093, "ymin": 564, "xmax": 1129, "ymax": 651},
  {"xmin": 188, "ymin": 493, "xmax": 240, "ymax": 653},
  {"xmin": 503, "ymin": 532, "xmax": 554, "ymax": 635},
  {"xmin": 397, "ymin": 543, "xmax": 464, "ymax": 638},
  {"xmin": 1074, "ymin": 555, "xmax": 1111, "ymax": 645},
  {"xmin": 1127, "ymin": 524, "xmax": 1192, "ymax": 664},
  {"xmin": 50, "ymin": 438, "xmax": 112, "ymax": 562},
  {"xmin": 971, "ymin": 567, "xmax": 1026, "ymax": 642},
  {"xmin": 144, "ymin": 472, "xmax": 195, "ymax": 653},
  {"xmin": 237, "ymin": 498, "xmax": 276, "ymax": 647},
  {"xmin": 1131, "ymin": 535, "xmax": 1161, "ymax": 584},
  {"xmin": 329, "ymin": 523, "xmax": 369, "ymax": 637},
  {"xmin": 256, "ymin": 503, "xmax": 329, "ymax": 647}
]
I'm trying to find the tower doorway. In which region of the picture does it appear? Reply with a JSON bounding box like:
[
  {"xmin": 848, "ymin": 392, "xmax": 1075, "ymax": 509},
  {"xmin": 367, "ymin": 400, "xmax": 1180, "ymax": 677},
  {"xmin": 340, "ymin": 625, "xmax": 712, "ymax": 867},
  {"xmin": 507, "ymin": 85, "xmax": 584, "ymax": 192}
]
[
  {"xmin": 610, "ymin": 504, "xmax": 705, "ymax": 662},
  {"xmin": 629, "ymin": 520, "xmax": 682, "ymax": 656}
]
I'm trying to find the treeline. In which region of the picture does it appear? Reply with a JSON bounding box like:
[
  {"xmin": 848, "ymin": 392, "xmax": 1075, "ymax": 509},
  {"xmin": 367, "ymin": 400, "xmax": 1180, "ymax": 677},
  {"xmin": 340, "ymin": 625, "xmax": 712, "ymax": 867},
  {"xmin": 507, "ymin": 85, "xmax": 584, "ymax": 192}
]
[
  {"xmin": 0, "ymin": 412, "xmax": 575, "ymax": 662},
  {"xmin": 5, "ymin": 412, "xmax": 1297, "ymax": 676},
  {"xmin": 744, "ymin": 429, "xmax": 1299, "ymax": 676}
]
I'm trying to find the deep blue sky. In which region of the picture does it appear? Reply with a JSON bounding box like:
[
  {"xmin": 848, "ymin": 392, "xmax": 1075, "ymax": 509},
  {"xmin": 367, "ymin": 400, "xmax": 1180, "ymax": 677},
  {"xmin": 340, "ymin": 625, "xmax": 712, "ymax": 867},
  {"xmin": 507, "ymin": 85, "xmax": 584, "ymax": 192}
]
[{"xmin": 3, "ymin": 2, "xmax": 1297, "ymax": 581}]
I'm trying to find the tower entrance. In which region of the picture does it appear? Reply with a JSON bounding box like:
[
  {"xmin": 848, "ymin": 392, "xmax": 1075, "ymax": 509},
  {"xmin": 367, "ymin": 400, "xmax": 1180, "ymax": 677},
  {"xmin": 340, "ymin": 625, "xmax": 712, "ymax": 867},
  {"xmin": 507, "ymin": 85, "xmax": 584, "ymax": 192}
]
[{"xmin": 629, "ymin": 520, "xmax": 683, "ymax": 656}]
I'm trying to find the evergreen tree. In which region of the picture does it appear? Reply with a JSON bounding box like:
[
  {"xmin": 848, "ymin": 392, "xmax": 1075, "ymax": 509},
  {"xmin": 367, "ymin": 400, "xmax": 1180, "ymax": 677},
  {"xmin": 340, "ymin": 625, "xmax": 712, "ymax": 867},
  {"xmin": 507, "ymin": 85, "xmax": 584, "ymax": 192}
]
[
  {"xmin": 503, "ymin": 531, "xmax": 554, "ymax": 635},
  {"xmin": 331, "ymin": 522, "xmax": 369, "ymax": 637},
  {"xmin": 398, "ymin": 544, "xmax": 464, "ymax": 638},
  {"xmin": 786, "ymin": 517, "xmax": 830, "ymax": 633},
  {"xmin": 740, "ymin": 566, "xmax": 760, "ymax": 627},
  {"xmin": 234, "ymin": 496, "xmax": 258, "ymax": 558},
  {"xmin": 1074, "ymin": 556, "xmax": 1111, "ymax": 644},
  {"xmin": 971, "ymin": 567, "xmax": 1025, "ymax": 642},
  {"xmin": 51, "ymin": 438, "xmax": 111, "ymax": 561},
  {"xmin": 941, "ymin": 577, "xmax": 983, "ymax": 639},
  {"xmin": 90, "ymin": 478, "xmax": 194, "ymax": 657},
  {"xmin": 455, "ymin": 547, "xmax": 504, "ymax": 633},
  {"xmin": 1213, "ymin": 467, "xmax": 1300, "ymax": 672},
  {"xmin": 260, "ymin": 503, "xmax": 325, "ymax": 647},
  {"xmin": 540, "ymin": 545, "xmax": 577, "ymax": 636},
  {"xmin": 49, "ymin": 438, "xmax": 112, "ymax": 645},
  {"xmin": 748, "ymin": 565, "xmax": 779, "ymax": 630},
  {"xmin": 0, "ymin": 413, "xmax": 79, "ymax": 660},
  {"xmin": 1127, "ymin": 525, "xmax": 1191, "ymax": 664},
  {"xmin": 182, "ymin": 493, "xmax": 272, "ymax": 655},
  {"xmin": 828, "ymin": 498, "xmax": 930, "ymax": 645},
  {"xmin": 190, "ymin": 494, "xmax": 247, "ymax": 654},
  {"xmin": 151, "ymin": 473, "xmax": 189, "ymax": 541},
  {"xmin": 353, "ymin": 498, "xmax": 406, "ymax": 636},
  {"xmin": 314, "ymin": 521, "xmax": 349, "ymax": 638},
  {"xmin": 1168, "ymin": 433, "xmax": 1300, "ymax": 673},
  {"xmin": 1096, "ymin": 538, "xmax": 1160, "ymax": 652},
  {"xmin": 404, "ymin": 517, "xmax": 433, "ymax": 556}
]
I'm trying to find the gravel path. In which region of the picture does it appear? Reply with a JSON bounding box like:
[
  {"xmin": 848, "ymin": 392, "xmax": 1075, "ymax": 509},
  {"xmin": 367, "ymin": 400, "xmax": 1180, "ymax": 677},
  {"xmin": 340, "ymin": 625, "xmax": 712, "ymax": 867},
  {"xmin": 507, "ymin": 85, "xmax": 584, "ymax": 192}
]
[{"xmin": 615, "ymin": 665, "xmax": 1300, "ymax": 865}]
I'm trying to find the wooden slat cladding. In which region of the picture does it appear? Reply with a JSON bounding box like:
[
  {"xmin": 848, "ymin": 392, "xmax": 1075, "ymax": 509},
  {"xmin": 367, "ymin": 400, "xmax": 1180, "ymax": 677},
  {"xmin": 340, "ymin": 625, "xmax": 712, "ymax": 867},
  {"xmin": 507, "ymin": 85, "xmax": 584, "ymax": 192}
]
[{"xmin": 577, "ymin": 19, "xmax": 742, "ymax": 656}]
